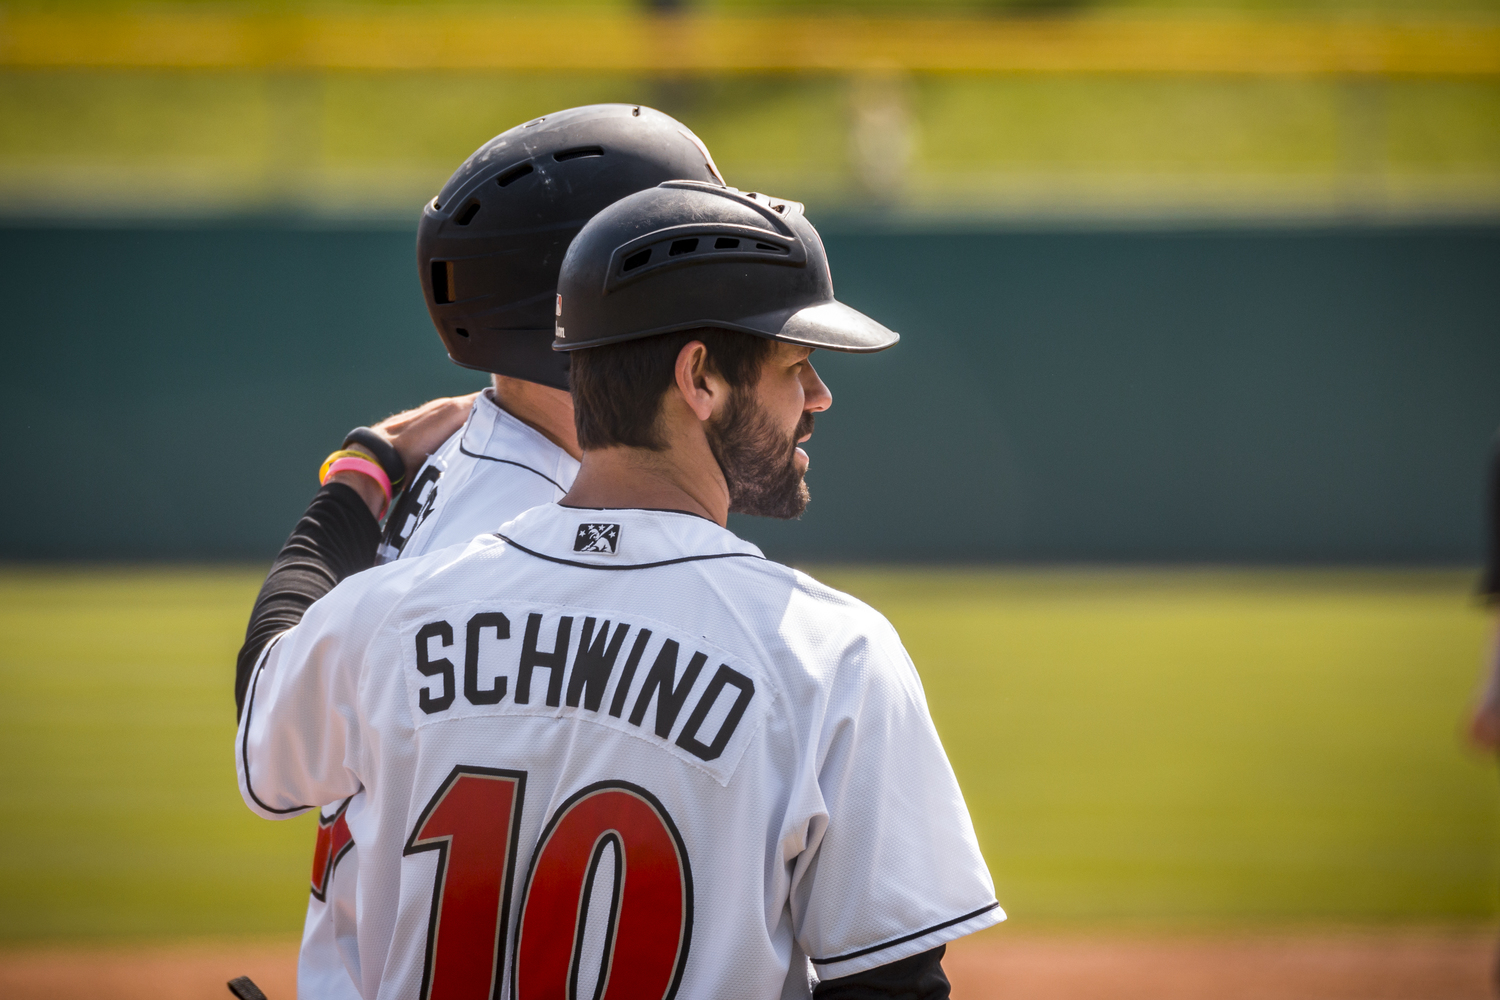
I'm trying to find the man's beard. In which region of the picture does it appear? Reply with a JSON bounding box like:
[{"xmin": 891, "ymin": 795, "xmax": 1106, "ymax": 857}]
[{"xmin": 704, "ymin": 390, "xmax": 813, "ymax": 520}]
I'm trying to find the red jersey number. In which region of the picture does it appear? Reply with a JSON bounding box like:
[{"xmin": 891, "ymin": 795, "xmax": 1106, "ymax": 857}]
[
  {"xmin": 515, "ymin": 783, "xmax": 692, "ymax": 1000},
  {"xmin": 311, "ymin": 797, "xmax": 355, "ymax": 901},
  {"xmin": 404, "ymin": 769, "xmax": 692, "ymax": 1000},
  {"xmin": 404, "ymin": 768, "xmax": 527, "ymax": 1000}
]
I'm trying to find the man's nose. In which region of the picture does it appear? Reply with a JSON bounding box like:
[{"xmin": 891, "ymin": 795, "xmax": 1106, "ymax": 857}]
[{"xmin": 803, "ymin": 362, "xmax": 832, "ymax": 413}]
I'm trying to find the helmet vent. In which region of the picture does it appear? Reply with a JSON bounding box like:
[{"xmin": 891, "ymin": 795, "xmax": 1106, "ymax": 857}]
[
  {"xmin": 431, "ymin": 260, "xmax": 456, "ymax": 304},
  {"xmin": 608, "ymin": 228, "xmax": 805, "ymax": 289},
  {"xmin": 454, "ymin": 327, "xmax": 469, "ymax": 339},
  {"xmin": 555, "ymin": 146, "xmax": 604, "ymax": 162},
  {"xmin": 455, "ymin": 201, "xmax": 481, "ymax": 226},
  {"xmin": 497, "ymin": 163, "xmax": 534, "ymax": 187}
]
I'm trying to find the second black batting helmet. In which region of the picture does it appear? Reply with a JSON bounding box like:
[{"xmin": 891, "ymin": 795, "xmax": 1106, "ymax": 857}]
[
  {"xmin": 417, "ymin": 104, "xmax": 725, "ymax": 389},
  {"xmin": 553, "ymin": 181, "xmax": 899, "ymax": 354}
]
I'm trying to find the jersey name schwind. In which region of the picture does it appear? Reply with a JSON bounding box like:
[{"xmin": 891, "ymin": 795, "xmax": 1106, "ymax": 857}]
[{"xmin": 403, "ymin": 603, "xmax": 769, "ymax": 786}]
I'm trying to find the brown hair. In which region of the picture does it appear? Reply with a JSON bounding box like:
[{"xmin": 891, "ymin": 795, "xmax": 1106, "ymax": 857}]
[{"xmin": 570, "ymin": 327, "xmax": 773, "ymax": 450}]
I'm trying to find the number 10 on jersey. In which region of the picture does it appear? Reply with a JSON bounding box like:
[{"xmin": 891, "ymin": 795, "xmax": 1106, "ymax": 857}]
[{"xmin": 403, "ymin": 766, "xmax": 694, "ymax": 1000}]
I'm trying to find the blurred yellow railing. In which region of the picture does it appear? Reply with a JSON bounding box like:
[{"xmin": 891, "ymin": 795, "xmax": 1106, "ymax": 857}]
[{"xmin": 0, "ymin": 11, "xmax": 1496, "ymax": 76}]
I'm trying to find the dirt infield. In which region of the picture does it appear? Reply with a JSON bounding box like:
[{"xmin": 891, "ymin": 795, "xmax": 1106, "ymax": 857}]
[
  {"xmin": 945, "ymin": 928, "xmax": 1495, "ymax": 999},
  {"xmin": 0, "ymin": 927, "xmax": 1491, "ymax": 999},
  {"xmin": 0, "ymin": 940, "xmax": 299, "ymax": 1000}
]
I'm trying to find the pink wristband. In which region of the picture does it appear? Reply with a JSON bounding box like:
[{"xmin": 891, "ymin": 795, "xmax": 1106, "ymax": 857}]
[{"xmin": 324, "ymin": 456, "xmax": 393, "ymax": 512}]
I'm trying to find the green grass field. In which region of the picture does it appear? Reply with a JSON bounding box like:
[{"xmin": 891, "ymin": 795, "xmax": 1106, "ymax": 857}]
[{"xmin": 0, "ymin": 566, "xmax": 1494, "ymax": 944}]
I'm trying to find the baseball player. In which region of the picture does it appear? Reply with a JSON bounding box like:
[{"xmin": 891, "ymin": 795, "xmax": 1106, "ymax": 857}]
[
  {"xmin": 237, "ymin": 181, "xmax": 1001, "ymax": 998},
  {"xmin": 233, "ymin": 105, "xmax": 728, "ymax": 999}
]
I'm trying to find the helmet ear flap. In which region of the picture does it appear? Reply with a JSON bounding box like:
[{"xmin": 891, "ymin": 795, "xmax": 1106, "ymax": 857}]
[{"xmin": 415, "ymin": 104, "xmax": 728, "ymax": 385}]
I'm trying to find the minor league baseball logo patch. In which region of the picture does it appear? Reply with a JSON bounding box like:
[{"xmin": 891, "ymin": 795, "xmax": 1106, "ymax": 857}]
[{"xmin": 573, "ymin": 523, "xmax": 621, "ymax": 555}]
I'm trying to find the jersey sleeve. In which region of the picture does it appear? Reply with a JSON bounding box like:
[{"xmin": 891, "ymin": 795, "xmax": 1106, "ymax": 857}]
[
  {"xmin": 236, "ymin": 482, "xmax": 380, "ymax": 717},
  {"xmin": 235, "ymin": 572, "xmax": 389, "ymax": 819},
  {"xmin": 1482, "ymin": 430, "xmax": 1500, "ymax": 602},
  {"xmin": 788, "ymin": 618, "xmax": 1003, "ymax": 981}
]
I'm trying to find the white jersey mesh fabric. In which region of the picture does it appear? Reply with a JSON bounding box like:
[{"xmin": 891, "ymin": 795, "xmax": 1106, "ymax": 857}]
[
  {"xmin": 242, "ymin": 504, "xmax": 1002, "ymax": 1000},
  {"xmin": 300, "ymin": 389, "xmax": 579, "ymax": 1000},
  {"xmin": 378, "ymin": 389, "xmax": 580, "ymax": 565}
]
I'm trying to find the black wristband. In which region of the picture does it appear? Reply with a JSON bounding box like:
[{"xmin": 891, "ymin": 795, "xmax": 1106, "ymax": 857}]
[{"xmin": 343, "ymin": 426, "xmax": 406, "ymax": 490}]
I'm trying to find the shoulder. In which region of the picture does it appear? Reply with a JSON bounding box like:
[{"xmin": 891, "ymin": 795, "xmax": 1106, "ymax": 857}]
[
  {"xmin": 698, "ymin": 552, "xmax": 898, "ymax": 639},
  {"xmin": 318, "ymin": 533, "xmax": 507, "ymax": 628},
  {"xmin": 457, "ymin": 393, "xmax": 578, "ymax": 491},
  {"xmin": 790, "ymin": 569, "xmax": 898, "ymax": 643},
  {"xmin": 389, "ymin": 403, "xmax": 577, "ymax": 562},
  {"xmin": 729, "ymin": 560, "xmax": 914, "ymax": 686}
]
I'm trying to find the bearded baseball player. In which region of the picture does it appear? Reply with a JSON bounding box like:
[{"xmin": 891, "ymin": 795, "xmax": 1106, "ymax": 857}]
[
  {"xmin": 237, "ymin": 182, "xmax": 1002, "ymax": 998},
  {"xmin": 232, "ymin": 105, "xmax": 729, "ymax": 999}
]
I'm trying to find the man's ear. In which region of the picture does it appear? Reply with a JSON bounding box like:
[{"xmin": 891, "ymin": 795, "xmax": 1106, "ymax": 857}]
[{"xmin": 673, "ymin": 341, "xmax": 725, "ymax": 423}]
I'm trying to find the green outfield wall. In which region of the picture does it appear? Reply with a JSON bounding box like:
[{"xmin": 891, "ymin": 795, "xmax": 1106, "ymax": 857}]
[{"xmin": 1, "ymin": 221, "xmax": 1496, "ymax": 563}]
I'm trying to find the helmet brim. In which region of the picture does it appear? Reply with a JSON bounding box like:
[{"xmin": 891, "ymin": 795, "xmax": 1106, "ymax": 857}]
[
  {"xmin": 771, "ymin": 300, "xmax": 899, "ymax": 354},
  {"xmin": 552, "ymin": 299, "xmax": 900, "ymax": 354}
]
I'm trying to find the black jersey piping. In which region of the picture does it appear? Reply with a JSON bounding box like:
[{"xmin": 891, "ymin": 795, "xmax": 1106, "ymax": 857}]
[
  {"xmin": 239, "ymin": 633, "xmax": 316, "ymax": 816},
  {"xmin": 456, "ymin": 442, "xmax": 568, "ymax": 492},
  {"xmin": 557, "ymin": 502, "xmax": 715, "ymax": 524},
  {"xmin": 495, "ymin": 532, "xmax": 766, "ymax": 571},
  {"xmin": 809, "ymin": 902, "xmax": 1001, "ymax": 966}
]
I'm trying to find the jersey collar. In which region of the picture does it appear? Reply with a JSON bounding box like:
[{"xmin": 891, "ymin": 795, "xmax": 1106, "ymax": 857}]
[
  {"xmin": 496, "ymin": 503, "xmax": 765, "ymax": 569},
  {"xmin": 461, "ymin": 389, "xmax": 582, "ymax": 487}
]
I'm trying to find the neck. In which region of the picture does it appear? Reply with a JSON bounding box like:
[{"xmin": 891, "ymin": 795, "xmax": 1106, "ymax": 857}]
[
  {"xmin": 561, "ymin": 417, "xmax": 730, "ymax": 526},
  {"xmin": 491, "ymin": 375, "xmax": 581, "ymax": 460}
]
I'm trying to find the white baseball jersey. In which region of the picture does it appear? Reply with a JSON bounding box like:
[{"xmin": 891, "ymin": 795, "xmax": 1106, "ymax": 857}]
[
  {"xmin": 300, "ymin": 389, "xmax": 581, "ymax": 1000},
  {"xmin": 379, "ymin": 389, "xmax": 582, "ymax": 564},
  {"xmin": 241, "ymin": 503, "xmax": 1002, "ymax": 1000}
]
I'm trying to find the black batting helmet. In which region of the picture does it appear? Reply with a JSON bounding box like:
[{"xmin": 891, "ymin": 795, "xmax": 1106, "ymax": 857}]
[
  {"xmin": 417, "ymin": 105, "xmax": 726, "ymax": 389},
  {"xmin": 553, "ymin": 181, "xmax": 899, "ymax": 354}
]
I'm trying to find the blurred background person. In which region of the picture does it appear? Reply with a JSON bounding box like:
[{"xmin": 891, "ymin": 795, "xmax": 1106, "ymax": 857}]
[
  {"xmin": 1468, "ymin": 429, "xmax": 1500, "ymax": 992},
  {"xmin": 1469, "ymin": 430, "xmax": 1500, "ymax": 755}
]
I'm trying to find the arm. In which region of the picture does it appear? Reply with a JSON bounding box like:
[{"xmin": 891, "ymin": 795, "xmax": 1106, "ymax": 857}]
[
  {"xmin": 814, "ymin": 946, "xmax": 950, "ymax": 999},
  {"xmin": 789, "ymin": 616, "xmax": 1001, "ymax": 983},
  {"xmin": 234, "ymin": 393, "xmax": 477, "ymax": 718},
  {"xmin": 1468, "ymin": 432, "xmax": 1500, "ymax": 751},
  {"xmin": 234, "ymin": 483, "xmax": 378, "ymax": 717},
  {"xmin": 1469, "ymin": 613, "xmax": 1500, "ymax": 751}
]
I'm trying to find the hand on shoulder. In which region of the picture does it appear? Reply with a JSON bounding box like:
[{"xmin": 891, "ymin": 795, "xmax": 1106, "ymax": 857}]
[
  {"xmin": 373, "ymin": 392, "xmax": 481, "ymax": 472},
  {"xmin": 331, "ymin": 392, "xmax": 480, "ymax": 517}
]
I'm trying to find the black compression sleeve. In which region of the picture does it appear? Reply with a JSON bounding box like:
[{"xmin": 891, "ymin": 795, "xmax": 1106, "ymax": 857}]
[
  {"xmin": 234, "ymin": 483, "xmax": 380, "ymax": 719},
  {"xmin": 813, "ymin": 946, "xmax": 950, "ymax": 1000},
  {"xmin": 1483, "ymin": 431, "xmax": 1500, "ymax": 601}
]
